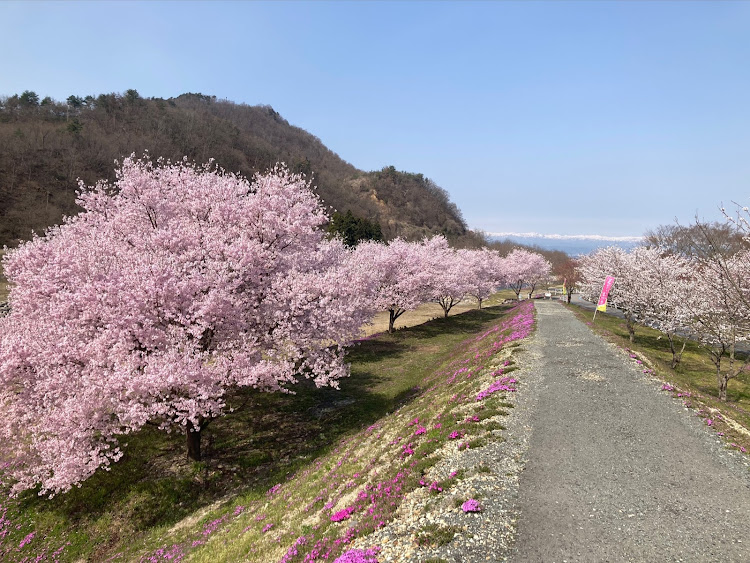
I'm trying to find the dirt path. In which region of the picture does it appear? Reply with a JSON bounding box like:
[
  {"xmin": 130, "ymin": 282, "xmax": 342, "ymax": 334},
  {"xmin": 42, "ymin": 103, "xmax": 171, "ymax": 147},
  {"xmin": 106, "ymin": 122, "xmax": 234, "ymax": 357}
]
[{"xmin": 511, "ymin": 300, "xmax": 750, "ymax": 562}]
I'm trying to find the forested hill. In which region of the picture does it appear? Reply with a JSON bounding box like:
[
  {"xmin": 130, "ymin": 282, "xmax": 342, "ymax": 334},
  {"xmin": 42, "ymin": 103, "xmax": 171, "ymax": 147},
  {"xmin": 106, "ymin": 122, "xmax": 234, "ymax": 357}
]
[{"xmin": 0, "ymin": 90, "xmax": 480, "ymax": 248}]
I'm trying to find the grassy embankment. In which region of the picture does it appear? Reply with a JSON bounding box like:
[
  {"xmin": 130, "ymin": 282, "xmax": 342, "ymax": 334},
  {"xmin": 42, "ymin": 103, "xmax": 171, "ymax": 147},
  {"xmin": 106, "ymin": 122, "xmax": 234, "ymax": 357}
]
[
  {"xmin": 567, "ymin": 301, "xmax": 750, "ymax": 456},
  {"xmin": 1, "ymin": 294, "xmax": 532, "ymax": 562}
]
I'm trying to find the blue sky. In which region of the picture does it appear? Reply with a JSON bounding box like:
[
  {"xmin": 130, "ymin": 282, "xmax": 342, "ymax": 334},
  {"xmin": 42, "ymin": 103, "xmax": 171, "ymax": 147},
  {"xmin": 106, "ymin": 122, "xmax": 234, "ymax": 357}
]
[{"xmin": 2, "ymin": 1, "xmax": 749, "ymax": 237}]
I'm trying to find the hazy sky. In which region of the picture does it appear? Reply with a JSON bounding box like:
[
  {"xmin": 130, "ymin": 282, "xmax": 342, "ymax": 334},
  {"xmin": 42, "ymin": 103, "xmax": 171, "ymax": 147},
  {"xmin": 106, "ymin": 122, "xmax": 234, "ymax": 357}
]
[{"xmin": 2, "ymin": 1, "xmax": 749, "ymax": 237}]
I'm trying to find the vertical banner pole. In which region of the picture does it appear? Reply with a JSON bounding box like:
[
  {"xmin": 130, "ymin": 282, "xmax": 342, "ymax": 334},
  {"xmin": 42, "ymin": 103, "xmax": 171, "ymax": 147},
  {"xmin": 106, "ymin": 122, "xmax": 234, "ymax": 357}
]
[{"xmin": 593, "ymin": 276, "xmax": 615, "ymax": 322}]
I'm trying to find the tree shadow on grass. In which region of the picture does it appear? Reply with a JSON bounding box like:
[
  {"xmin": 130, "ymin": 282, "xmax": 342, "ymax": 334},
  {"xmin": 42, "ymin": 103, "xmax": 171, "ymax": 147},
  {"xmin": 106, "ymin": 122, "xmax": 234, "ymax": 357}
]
[{"xmin": 15, "ymin": 304, "xmax": 514, "ymax": 555}]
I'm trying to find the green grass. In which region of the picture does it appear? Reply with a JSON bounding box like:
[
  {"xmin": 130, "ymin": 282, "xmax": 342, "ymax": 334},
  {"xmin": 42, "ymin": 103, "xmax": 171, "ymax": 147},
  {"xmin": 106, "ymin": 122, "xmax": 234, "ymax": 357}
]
[
  {"xmin": 1, "ymin": 299, "xmax": 532, "ymax": 562},
  {"xmin": 567, "ymin": 302, "xmax": 750, "ymax": 455}
]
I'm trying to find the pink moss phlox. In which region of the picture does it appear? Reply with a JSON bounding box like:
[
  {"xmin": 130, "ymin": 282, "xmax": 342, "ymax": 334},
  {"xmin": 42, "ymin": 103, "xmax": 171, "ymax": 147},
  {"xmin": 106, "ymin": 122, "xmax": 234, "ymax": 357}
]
[
  {"xmin": 461, "ymin": 499, "xmax": 481, "ymax": 513},
  {"xmin": 267, "ymin": 483, "xmax": 282, "ymax": 496},
  {"xmin": 18, "ymin": 531, "xmax": 35, "ymax": 549},
  {"xmin": 476, "ymin": 377, "xmax": 517, "ymax": 401},
  {"xmin": 140, "ymin": 543, "xmax": 184, "ymax": 562},
  {"xmin": 280, "ymin": 535, "xmax": 308, "ymax": 563},
  {"xmin": 202, "ymin": 515, "xmax": 229, "ymax": 537},
  {"xmin": 414, "ymin": 426, "xmax": 426, "ymax": 436},
  {"xmin": 331, "ymin": 507, "xmax": 357, "ymax": 522},
  {"xmin": 333, "ymin": 546, "xmax": 381, "ymax": 563}
]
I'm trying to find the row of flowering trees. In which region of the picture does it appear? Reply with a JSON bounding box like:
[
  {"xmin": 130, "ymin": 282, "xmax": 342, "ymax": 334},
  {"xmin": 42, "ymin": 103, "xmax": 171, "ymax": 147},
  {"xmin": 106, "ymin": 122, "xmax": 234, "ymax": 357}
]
[
  {"xmin": 354, "ymin": 240, "xmax": 550, "ymax": 332},
  {"xmin": 0, "ymin": 156, "xmax": 549, "ymax": 497},
  {"xmin": 579, "ymin": 222, "xmax": 750, "ymax": 402}
]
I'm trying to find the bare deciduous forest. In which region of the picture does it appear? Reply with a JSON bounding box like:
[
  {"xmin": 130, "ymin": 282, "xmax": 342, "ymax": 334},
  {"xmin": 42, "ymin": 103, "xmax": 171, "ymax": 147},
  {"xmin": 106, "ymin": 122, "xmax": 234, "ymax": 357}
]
[{"xmin": 0, "ymin": 90, "xmax": 479, "ymax": 249}]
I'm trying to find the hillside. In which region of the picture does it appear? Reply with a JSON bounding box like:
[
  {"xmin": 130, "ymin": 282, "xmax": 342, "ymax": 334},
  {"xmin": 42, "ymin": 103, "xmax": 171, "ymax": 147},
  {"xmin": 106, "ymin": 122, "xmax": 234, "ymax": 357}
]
[{"xmin": 0, "ymin": 90, "xmax": 477, "ymax": 248}]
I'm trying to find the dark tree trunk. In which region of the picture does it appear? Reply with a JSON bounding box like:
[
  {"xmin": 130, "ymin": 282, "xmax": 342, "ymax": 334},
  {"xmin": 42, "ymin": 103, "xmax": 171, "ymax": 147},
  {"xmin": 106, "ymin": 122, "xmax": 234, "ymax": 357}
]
[
  {"xmin": 388, "ymin": 308, "xmax": 405, "ymax": 333},
  {"xmin": 667, "ymin": 333, "xmax": 687, "ymax": 369},
  {"xmin": 626, "ymin": 310, "xmax": 635, "ymax": 343},
  {"xmin": 718, "ymin": 371, "xmax": 728, "ymax": 402},
  {"xmin": 477, "ymin": 297, "xmax": 483, "ymax": 310},
  {"xmin": 566, "ymin": 292, "xmax": 572, "ymax": 304},
  {"xmin": 186, "ymin": 421, "xmax": 202, "ymax": 461}
]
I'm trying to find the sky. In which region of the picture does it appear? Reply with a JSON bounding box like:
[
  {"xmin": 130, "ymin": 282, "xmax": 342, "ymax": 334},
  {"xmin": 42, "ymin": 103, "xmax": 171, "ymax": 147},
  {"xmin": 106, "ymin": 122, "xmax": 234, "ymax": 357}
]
[{"xmin": 2, "ymin": 1, "xmax": 749, "ymax": 238}]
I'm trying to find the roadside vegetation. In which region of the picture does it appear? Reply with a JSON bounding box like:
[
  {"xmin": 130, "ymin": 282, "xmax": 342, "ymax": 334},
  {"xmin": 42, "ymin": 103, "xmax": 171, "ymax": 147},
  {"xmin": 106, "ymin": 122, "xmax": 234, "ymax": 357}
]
[
  {"xmin": 0, "ymin": 299, "xmax": 533, "ymax": 562},
  {"xmin": 568, "ymin": 302, "xmax": 750, "ymax": 457}
]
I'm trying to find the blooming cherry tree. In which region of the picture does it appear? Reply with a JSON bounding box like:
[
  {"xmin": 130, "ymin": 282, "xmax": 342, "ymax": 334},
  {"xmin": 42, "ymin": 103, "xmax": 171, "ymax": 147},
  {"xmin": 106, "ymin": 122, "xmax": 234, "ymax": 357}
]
[
  {"xmin": 422, "ymin": 236, "xmax": 472, "ymax": 317},
  {"xmin": 680, "ymin": 251, "xmax": 750, "ymax": 400},
  {"xmin": 628, "ymin": 247, "xmax": 693, "ymax": 368},
  {"xmin": 503, "ymin": 249, "xmax": 551, "ymax": 301},
  {"xmin": 460, "ymin": 248, "xmax": 504, "ymax": 309},
  {"xmin": 352, "ymin": 239, "xmax": 432, "ymax": 332},
  {"xmin": 579, "ymin": 246, "xmax": 642, "ymax": 341},
  {"xmin": 0, "ymin": 156, "xmax": 369, "ymax": 496}
]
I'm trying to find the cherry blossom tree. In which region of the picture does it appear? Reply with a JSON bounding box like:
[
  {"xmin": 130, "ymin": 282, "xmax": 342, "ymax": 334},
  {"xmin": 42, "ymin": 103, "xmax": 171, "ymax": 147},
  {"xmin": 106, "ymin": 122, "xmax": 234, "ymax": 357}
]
[
  {"xmin": 503, "ymin": 249, "xmax": 551, "ymax": 301},
  {"xmin": 352, "ymin": 239, "xmax": 432, "ymax": 332},
  {"xmin": 0, "ymin": 156, "xmax": 370, "ymax": 496},
  {"xmin": 680, "ymin": 251, "xmax": 750, "ymax": 401},
  {"xmin": 423, "ymin": 236, "xmax": 472, "ymax": 317},
  {"xmin": 459, "ymin": 247, "xmax": 503, "ymax": 309},
  {"xmin": 579, "ymin": 246, "xmax": 641, "ymax": 341},
  {"xmin": 649, "ymin": 214, "xmax": 750, "ymax": 398}
]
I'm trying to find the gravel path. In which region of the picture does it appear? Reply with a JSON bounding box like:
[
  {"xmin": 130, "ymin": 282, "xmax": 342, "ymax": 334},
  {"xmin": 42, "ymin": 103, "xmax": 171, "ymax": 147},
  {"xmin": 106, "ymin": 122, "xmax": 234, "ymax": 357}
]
[
  {"xmin": 364, "ymin": 300, "xmax": 750, "ymax": 562},
  {"xmin": 511, "ymin": 300, "xmax": 750, "ymax": 562}
]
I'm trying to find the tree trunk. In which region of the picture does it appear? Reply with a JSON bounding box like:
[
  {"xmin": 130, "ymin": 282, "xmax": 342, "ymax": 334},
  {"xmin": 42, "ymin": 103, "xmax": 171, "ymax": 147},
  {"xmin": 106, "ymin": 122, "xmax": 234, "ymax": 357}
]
[
  {"xmin": 388, "ymin": 310, "xmax": 396, "ymax": 333},
  {"xmin": 667, "ymin": 333, "xmax": 687, "ymax": 369},
  {"xmin": 477, "ymin": 297, "xmax": 483, "ymax": 310},
  {"xmin": 626, "ymin": 310, "xmax": 635, "ymax": 343},
  {"xmin": 186, "ymin": 421, "xmax": 202, "ymax": 461},
  {"xmin": 566, "ymin": 292, "xmax": 571, "ymax": 304},
  {"xmin": 718, "ymin": 371, "xmax": 728, "ymax": 402}
]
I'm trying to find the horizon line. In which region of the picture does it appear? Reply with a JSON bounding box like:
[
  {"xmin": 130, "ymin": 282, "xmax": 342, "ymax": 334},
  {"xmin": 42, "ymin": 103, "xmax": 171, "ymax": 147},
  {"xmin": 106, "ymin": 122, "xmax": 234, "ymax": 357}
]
[{"xmin": 487, "ymin": 232, "xmax": 643, "ymax": 243}]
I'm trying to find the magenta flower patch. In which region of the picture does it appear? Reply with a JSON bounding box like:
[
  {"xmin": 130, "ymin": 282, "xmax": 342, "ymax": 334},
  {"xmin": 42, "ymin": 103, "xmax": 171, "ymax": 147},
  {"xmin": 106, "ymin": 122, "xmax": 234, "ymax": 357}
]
[{"xmin": 461, "ymin": 499, "xmax": 481, "ymax": 513}]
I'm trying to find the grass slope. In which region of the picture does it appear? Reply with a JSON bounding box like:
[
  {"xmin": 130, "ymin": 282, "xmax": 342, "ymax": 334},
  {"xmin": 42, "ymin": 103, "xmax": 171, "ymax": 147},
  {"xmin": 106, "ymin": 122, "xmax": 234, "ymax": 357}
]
[
  {"xmin": 1, "ymin": 300, "xmax": 534, "ymax": 562},
  {"xmin": 568, "ymin": 302, "xmax": 750, "ymax": 458}
]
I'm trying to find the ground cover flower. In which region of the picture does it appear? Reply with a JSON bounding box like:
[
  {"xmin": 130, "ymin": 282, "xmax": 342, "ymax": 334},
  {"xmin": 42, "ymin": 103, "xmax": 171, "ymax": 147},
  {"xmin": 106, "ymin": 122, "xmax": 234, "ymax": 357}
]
[
  {"xmin": 461, "ymin": 499, "xmax": 481, "ymax": 513},
  {"xmin": 331, "ymin": 507, "xmax": 357, "ymax": 522},
  {"xmin": 333, "ymin": 546, "xmax": 380, "ymax": 563},
  {"xmin": 476, "ymin": 377, "xmax": 517, "ymax": 401}
]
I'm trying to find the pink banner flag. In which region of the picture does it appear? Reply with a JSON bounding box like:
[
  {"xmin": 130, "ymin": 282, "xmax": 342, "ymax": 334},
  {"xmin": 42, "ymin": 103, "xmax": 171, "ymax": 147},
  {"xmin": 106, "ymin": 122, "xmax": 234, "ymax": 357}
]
[{"xmin": 596, "ymin": 276, "xmax": 615, "ymax": 312}]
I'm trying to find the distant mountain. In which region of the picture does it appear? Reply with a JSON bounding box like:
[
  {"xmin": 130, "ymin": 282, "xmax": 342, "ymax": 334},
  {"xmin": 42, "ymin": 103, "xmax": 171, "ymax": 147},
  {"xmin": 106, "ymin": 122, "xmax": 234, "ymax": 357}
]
[
  {"xmin": 488, "ymin": 233, "xmax": 642, "ymax": 256},
  {"xmin": 0, "ymin": 91, "xmax": 482, "ymax": 248}
]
